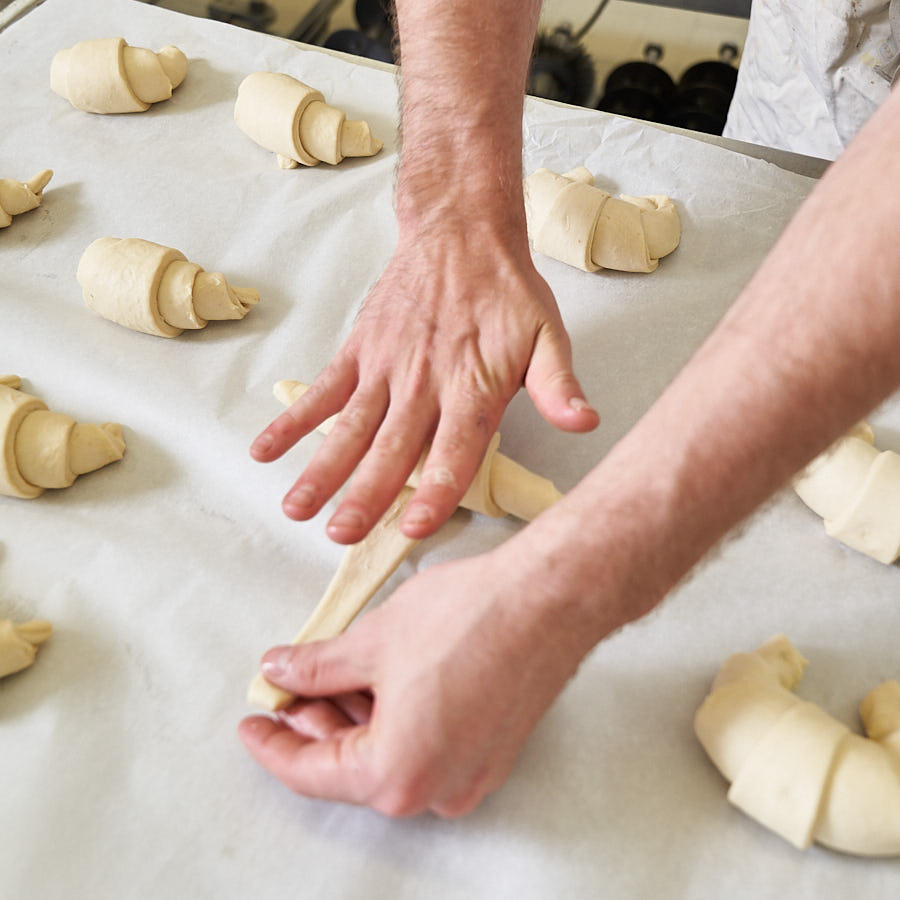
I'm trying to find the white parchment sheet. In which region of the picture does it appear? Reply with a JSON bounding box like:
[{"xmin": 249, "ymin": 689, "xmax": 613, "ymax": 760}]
[{"xmin": 2, "ymin": 1, "xmax": 899, "ymax": 897}]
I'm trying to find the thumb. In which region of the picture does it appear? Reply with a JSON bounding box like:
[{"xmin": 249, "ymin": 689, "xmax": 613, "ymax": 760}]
[
  {"xmin": 524, "ymin": 324, "xmax": 600, "ymax": 433},
  {"xmin": 260, "ymin": 633, "xmax": 371, "ymax": 698}
]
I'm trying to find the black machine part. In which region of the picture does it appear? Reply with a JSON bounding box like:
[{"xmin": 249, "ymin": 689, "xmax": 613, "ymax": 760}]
[
  {"xmin": 321, "ymin": 0, "xmax": 395, "ymax": 65},
  {"xmin": 669, "ymin": 42, "xmax": 740, "ymax": 134},
  {"xmin": 287, "ymin": 0, "xmax": 343, "ymax": 44},
  {"xmin": 597, "ymin": 43, "xmax": 675, "ymax": 123},
  {"xmin": 324, "ymin": 28, "xmax": 394, "ymax": 63},
  {"xmin": 528, "ymin": 26, "xmax": 596, "ymax": 107},
  {"xmin": 207, "ymin": 0, "xmax": 277, "ymax": 31}
]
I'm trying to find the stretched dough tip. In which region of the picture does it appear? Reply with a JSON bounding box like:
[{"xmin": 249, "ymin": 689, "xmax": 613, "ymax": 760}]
[
  {"xmin": 273, "ymin": 380, "xmax": 305, "ymax": 406},
  {"xmin": 26, "ymin": 169, "xmax": 53, "ymax": 195}
]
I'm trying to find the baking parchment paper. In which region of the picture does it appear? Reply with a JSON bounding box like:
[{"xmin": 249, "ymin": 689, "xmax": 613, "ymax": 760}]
[{"xmin": 2, "ymin": 1, "xmax": 899, "ymax": 897}]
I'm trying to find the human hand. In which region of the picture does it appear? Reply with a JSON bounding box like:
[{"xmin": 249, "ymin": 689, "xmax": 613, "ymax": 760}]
[
  {"xmin": 250, "ymin": 223, "xmax": 598, "ymax": 545},
  {"xmin": 238, "ymin": 545, "xmax": 594, "ymax": 817}
]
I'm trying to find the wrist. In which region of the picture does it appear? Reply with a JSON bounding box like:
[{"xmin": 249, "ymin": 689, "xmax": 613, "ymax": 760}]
[
  {"xmin": 395, "ymin": 136, "xmax": 527, "ymax": 239},
  {"xmin": 492, "ymin": 455, "xmax": 683, "ymax": 656}
]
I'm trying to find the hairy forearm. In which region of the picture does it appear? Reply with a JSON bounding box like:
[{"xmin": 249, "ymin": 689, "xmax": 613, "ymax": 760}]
[
  {"xmin": 511, "ymin": 85, "xmax": 900, "ymax": 648},
  {"xmin": 393, "ymin": 0, "xmax": 542, "ymax": 230}
]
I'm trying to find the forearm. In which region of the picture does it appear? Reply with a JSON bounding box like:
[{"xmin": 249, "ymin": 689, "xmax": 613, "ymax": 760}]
[
  {"xmin": 509, "ymin": 85, "xmax": 900, "ymax": 647},
  {"xmin": 393, "ymin": 0, "xmax": 542, "ymax": 234}
]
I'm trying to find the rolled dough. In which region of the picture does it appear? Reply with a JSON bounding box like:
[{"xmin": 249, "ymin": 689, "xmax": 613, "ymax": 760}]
[
  {"xmin": 77, "ymin": 237, "xmax": 260, "ymax": 338},
  {"xmin": 695, "ymin": 635, "xmax": 900, "ymax": 856},
  {"xmin": 523, "ymin": 166, "xmax": 681, "ymax": 273},
  {"xmin": 234, "ymin": 72, "xmax": 383, "ymax": 168},
  {"xmin": 0, "ymin": 375, "xmax": 125, "ymax": 499},
  {"xmin": 51, "ymin": 38, "xmax": 187, "ymax": 113}
]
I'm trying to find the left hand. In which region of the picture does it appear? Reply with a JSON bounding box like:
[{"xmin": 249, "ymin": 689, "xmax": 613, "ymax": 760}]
[
  {"xmin": 238, "ymin": 546, "xmax": 594, "ymax": 817},
  {"xmin": 249, "ymin": 219, "xmax": 598, "ymax": 546}
]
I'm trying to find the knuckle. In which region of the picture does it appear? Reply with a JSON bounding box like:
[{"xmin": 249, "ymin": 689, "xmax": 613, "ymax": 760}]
[
  {"xmin": 332, "ymin": 404, "xmax": 371, "ymax": 442},
  {"xmin": 374, "ymin": 429, "xmax": 408, "ymax": 461},
  {"xmin": 367, "ymin": 759, "xmax": 431, "ymax": 818},
  {"xmin": 370, "ymin": 783, "xmax": 427, "ymax": 819},
  {"xmin": 272, "ymin": 413, "xmax": 301, "ymax": 437},
  {"xmin": 289, "ymin": 651, "xmax": 325, "ymax": 692},
  {"xmin": 545, "ymin": 367, "xmax": 577, "ymax": 390}
]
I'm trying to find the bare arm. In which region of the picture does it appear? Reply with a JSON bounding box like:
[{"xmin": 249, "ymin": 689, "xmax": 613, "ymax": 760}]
[
  {"xmin": 523, "ymin": 82, "xmax": 900, "ymax": 639},
  {"xmin": 250, "ymin": 0, "xmax": 598, "ymax": 545},
  {"xmin": 239, "ymin": 27, "xmax": 900, "ymax": 818}
]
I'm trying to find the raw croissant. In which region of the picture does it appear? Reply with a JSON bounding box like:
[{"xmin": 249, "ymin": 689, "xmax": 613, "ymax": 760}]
[
  {"xmin": 524, "ymin": 166, "xmax": 680, "ymax": 273},
  {"xmin": 234, "ymin": 72, "xmax": 383, "ymax": 169},
  {"xmin": 248, "ymin": 380, "xmax": 567, "ymax": 711},
  {"xmin": 0, "ymin": 170, "xmax": 52, "ymax": 228},
  {"xmin": 793, "ymin": 422, "xmax": 900, "ymax": 564},
  {"xmin": 0, "ymin": 376, "xmax": 125, "ymax": 499},
  {"xmin": 51, "ymin": 38, "xmax": 187, "ymax": 113},
  {"xmin": 77, "ymin": 237, "xmax": 260, "ymax": 338},
  {"xmin": 0, "ymin": 619, "xmax": 52, "ymax": 678},
  {"xmin": 695, "ymin": 635, "xmax": 900, "ymax": 856}
]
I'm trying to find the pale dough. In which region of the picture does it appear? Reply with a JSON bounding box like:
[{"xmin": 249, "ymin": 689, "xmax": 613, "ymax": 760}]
[
  {"xmin": 793, "ymin": 421, "xmax": 900, "ymax": 564},
  {"xmin": 77, "ymin": 237, "xmax": 260, "ymax": 338},
  {"xmin": 234, "ymin": 72, "xmax": 383, "ymax": 168},
  {"xmin": 695, "ymin": 635, "xmax": 900, "ymax": 856},
  {"xmin": 0, "ymin": 170, "xmax": 52, "ymax": 228},
  {"xmin": 247, "ymin": 381, "xmax": 566, "ymax": 711},
  {"xmin": 51, "ymin": 38, "xmax": 187, "ymax": 113},
  {"xmin": 523, "ymin": 166, "xmax": 681, "ymax": 273},
  {"xmin": 0, "ymin": 376, "xmax": 125, "ymax": 499},
  {"xmin": 0, "ymin": 619, "xmax": 52, "ymax": 678},
  {"xmin": 248, "ymin": 485, "xmax": 419, "ymax": 711}
]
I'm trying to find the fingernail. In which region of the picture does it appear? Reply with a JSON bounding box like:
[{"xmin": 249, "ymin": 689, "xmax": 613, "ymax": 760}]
[
  {"xmin": 284, "ymin": 485, "xmax": 316, "ymax": 512},
  {"xmin": 404, "ymin": 504, "xmax": 433, "ymax": 525},
  {"xmin": 328, "ymin": 509, "xmax": 364, "ymax": 532},
  {"xmin": 569, "ymin": 396, "xmax": 596, "ymax": 413},
  {"xmin": 261, "ymin": 647, "xmax": 291, "ymax": 677},
  {"xmin": 252, "ymin": 433, "xmax": 274, "ymax": 454}
]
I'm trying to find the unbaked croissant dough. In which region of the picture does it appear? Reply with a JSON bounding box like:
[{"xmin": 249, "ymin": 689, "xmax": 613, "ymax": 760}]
[
  {"xmin": 248, "ymin": 484, "xmax": 419, "ymax": 711},
  {"xmin": 51, "ymin": 38, "xmax": 187, "ymax": 113},
  {"xmin": 695, "ymin": 635, "xmax": 900, "ymax": 856},
  {"xmin": 523, "ymin": 166, "xmax": 681, "ymax": 273},
  {"xmin": 793, "ymin": 422, "xmax": 900, "ymax": 564},
  {"xmin": 248, "ymin": 380, "xmax": 566, "ymax": 711},
  {"xmin": 77, "ymin": 237, "xmax": 259, "ymax": 338},
  {"xmin": 0, "ymin": 619, "xmax": 52, "ymax": 678},
  {"xmin": 234, "ymin": 72, "xmax": 383, "ymax": 169},
  {"xmin": 0, "ymin": 376, "xmax": 125, "ymax": 499},
  {"xmin": 0, "ymin": 170, "xmax": 52, "ymax": 228}
]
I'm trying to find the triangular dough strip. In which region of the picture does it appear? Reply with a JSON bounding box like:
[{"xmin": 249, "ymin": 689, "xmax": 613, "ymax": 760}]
[
  {"xmin": 248, "ymin": 383, "xmax": 566, "ymax": 710},
  {"xmin": 248, "ymin": 485, "xmax": 419, "ymax": 710}
]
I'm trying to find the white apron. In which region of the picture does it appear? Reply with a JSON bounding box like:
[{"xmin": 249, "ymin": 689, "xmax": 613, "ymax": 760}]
[{"xmin": 724, "ymin": 0, "xmax": 898, "ymax": 159}]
